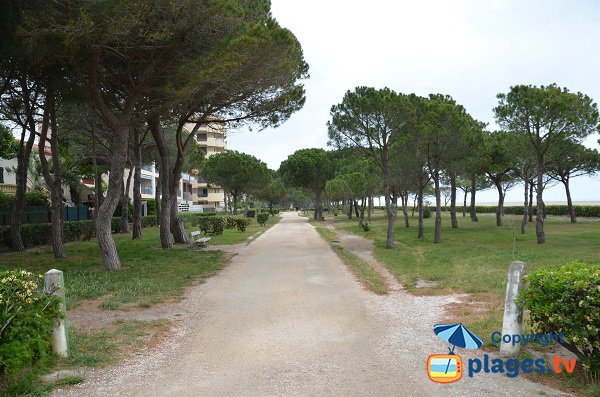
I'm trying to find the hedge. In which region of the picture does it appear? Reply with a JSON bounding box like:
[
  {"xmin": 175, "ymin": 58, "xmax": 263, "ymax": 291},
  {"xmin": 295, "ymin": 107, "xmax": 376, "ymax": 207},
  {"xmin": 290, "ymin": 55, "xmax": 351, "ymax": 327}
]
[
  {"xmin": 0, "ymin": 217, "xmax": 157, "ymax": 248},
  {"xmin": 472, "ymin": 205, "xmax": 600, "ymax": 217},
  {"xmin": 518, "ymin": 262, "xmax": 600, "ymax": 374},
  {"xmin": 257, "ymin": 213, "xmax": 269, "ymax": 226}
]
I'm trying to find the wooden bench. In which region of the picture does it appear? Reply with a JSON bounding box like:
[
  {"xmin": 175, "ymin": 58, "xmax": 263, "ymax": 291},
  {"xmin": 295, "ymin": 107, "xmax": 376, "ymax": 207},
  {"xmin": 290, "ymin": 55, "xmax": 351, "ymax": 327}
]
[{"xmin": 190, "ymin": 231, "xmax": 211, "ymax": 248}]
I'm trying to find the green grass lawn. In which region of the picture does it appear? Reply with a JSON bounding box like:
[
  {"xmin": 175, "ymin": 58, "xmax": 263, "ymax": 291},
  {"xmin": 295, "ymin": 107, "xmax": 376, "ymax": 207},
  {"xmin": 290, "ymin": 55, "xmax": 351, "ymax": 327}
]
[
  {"xmin": 184, "ymin": 214, "xmax": 281, "ymax": 245},
  {"xmin": 0, "ymin": 227, "xmax": 227, "ymax": 310},
  {"xmin": 327, "ymin": 211, "xmax": 600, "ymax": 340},
  {"xmin": 313, "ymin": 224, "xmax": 387, "ymax": 295}
]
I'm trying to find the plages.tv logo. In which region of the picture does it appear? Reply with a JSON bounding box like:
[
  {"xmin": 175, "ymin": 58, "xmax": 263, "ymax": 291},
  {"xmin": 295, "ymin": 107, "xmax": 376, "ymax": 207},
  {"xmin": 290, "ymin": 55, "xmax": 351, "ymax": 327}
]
[
  {"xmin": 427, "ymin": 324, "xmax": 577, "ymax": 383},
  {"xmin": 427, "ymin": 323, "xmax": 483, "ymax": 383}
]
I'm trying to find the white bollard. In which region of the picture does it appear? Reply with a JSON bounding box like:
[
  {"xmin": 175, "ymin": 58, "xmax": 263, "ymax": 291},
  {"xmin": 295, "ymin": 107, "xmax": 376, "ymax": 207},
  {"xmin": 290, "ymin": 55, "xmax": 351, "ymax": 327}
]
[
  {"xmin": 44, "ymin": 269, "xmax": 68, "ymax": 357},
  {"xmin": 499, "ymin": 261, "xmax": 527, "ymax": 356}
]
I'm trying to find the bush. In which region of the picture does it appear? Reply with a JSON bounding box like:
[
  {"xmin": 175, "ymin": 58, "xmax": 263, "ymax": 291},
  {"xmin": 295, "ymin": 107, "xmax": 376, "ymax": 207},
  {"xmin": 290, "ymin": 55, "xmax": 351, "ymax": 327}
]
[
  {"xmin": 234, "ymin": 217, "xmax": 251, "ymax": 232},
  {"xmin": 0, "ymin": 270, "xmax": 61, "ymax": 392},
  {"xmin": 24, "ymin": 190, "xmax": 48, "ymax": 207},
  {"xmin": 257, "ymin": 213, "xmax": 269, "ymax": 226},
  {"xmin": 359, "ymin": 221, "xmax": 370, "ymax": 232},
  {"xmin": 473, "ymin": 205, "xmax": 600, "ymax": 218},
  {"xmin": 62, "ymin": 220, "xmax": 91, "ymax": 241},
  {"xmin": 146, "ymin": 199, "xmax": 157, "ymax": 216},
  {"xmin": 141, "ymin": 216, "xmax": 157, "ymax": 228},
  {"xmin": 196, "ymin": 217, "xmax": 225, "ymax": 236},
  {"xmin": 423, "ymin": 206, "xmax": 432, "ymax": 219},
  {"xmin": 0, "ymin": 191, "xmax": 15, "ymax": 206},
  {"xmin": 111, "ymin": 217, "xmax": 122, "ymax": 233},
  {"xmin": 245, "ymin": 210, "xmax": 256, "ymax": 218},
  {"xmin": 518, "ymin": 262, "xmax": 600, "ymax": 375}
]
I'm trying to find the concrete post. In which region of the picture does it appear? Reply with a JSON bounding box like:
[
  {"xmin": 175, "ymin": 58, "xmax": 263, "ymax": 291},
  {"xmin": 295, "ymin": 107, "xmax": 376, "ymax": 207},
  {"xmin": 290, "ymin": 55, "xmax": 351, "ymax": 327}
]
[
  {"xmin": 499, "ymin": 261, "xmax": 527, "ymax": 356},
  {"xmin": 44, "ymin": 269, "xmax": 68, "ymax": 357}
]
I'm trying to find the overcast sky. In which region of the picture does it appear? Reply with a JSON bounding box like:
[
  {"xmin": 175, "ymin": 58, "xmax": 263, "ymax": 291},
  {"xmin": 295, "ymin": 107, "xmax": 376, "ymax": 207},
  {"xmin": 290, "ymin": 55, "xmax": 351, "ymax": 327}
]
[{"xmin": 228, "ymin": 0, "xmax": 600, "ymax": 203}]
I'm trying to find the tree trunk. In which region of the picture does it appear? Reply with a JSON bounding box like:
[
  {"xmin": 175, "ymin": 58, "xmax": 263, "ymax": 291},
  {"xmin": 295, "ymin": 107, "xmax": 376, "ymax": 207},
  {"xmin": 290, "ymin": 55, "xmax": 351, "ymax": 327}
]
[
  {"xmin": 155, "ymin": 174, "xmax": 161, "ymax": 225},
  {"xmin": 417, "ymin": 185, "xmax": 424, "ymax": 240},
  {"xmin": 120, "ymin": 166, "xmax": 133, "ymax": 233},
  {"xmin": 469, "ymin": 174, "xmax": 478, "ymax": 222},
  {"xmin": 367, "ymin": 196, "xmax": 372, "ymax": 221},
  {"xmin": 38, "ymin": 95, "xmax": 66, "ymax": 258},
  {"xmin": 83, "ymin": 135, "xmax": 101, "ymax": 241},
  {"xmin": 10, "ymin": 127, "xmax": 36, "ymax": 251},
  {"xmin": 564, "ymin": 179, "xmax": 576, "ymax": 223},
  {"xmin": 521, "ymin": 179, "xmax": 528, "ymax": 235},
  {"xmin": 95, "ymin": 125, "xmax": 129, "ymax": 271},
  {"xmin": 314, "ymin": 190, "xmax": 323, "ymax": 220},
  {"xmin": 353, "ymin": 199, "xmax": 359, "ymax": 218},
  {"xmin": 528, "ymin": 180, "xmax": 534, "ymax": 223},
  {"xmin": 233, "ymin": 193, "xmax": 238, "ymax": 215},
  {"xmin": 494, "ymin": 181, "xmax": 504, "ymax": 227},
  {"xmin": 450, "ymin": 173, "xmax": 458, "ymax": 229},
  {"xmin": 132, "ymin": 129, "xmax": 143, "ymax": 239},
  {"xmin": 401, "ymin": 192, "xmax": 409, "ymax": 228},
  {"xmin": 535, "ymin": 157, "xmax": 545, "ymax": 244},
  {"xmin": 169, "ymin": 194, "xmax": 188, "ymax": 243},
  {"xmin": 462, "ymin": 190, "xmax": 467, "ymax": 217},
  {"xmin": 383, "ymin": 156, "xmax": 396, "ymax": 249},
  {"xmin": 149, "ymin": 117, "xmax": 173, "ymax": 248},
  {"xmin": 358, "ymin": 196, "xmax": 365, "ymax": 224},
  {"xmin": 347, "ymin": 199, "xmax": 353, "ymax": 219},
  {"xmin": 433, "ymin": 170, "xmax": 442, "ymax": 244}
]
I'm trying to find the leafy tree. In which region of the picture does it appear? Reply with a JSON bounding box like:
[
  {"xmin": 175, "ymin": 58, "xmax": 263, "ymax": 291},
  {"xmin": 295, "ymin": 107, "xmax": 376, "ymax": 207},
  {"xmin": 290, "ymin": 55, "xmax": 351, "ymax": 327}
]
[
  {"xmin": 0, "ymin": 124, "xmax": 18, "ymax": 159},
  {"xmin": 481, "ymin": 131, "xmax": 518, "ymax": 227},
  {"xmin": 495, "ymin": 84, "xmax": 600, "ymax": 244},
  {"xmin": 420, "ymin": 94, "xmax": 470, "ymax": 243},
  {"xmin": 258, "ymin": 178, "xmax": 287, "ymax": 213},
  {"xmin": 328, "ymin": 87, "xmax": 416, "ymax": 247},
  {"xmin": 279, "ymin": 148, "xmax": 335, "ymax": 220},
  {"xmin": 546, "ymin": 140, "xmax": 600, "ymax": 223},
  {"xmin": 203, "ymin": 151, "xmax": 270, "ymax": 215}
]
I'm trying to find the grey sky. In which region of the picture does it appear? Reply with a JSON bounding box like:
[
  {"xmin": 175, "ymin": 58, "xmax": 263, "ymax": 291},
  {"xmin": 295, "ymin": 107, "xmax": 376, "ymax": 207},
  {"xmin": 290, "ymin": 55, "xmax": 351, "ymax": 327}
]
[{"xmin": 228, "ymin": 0, "xmax": 600, "ymax": 203}]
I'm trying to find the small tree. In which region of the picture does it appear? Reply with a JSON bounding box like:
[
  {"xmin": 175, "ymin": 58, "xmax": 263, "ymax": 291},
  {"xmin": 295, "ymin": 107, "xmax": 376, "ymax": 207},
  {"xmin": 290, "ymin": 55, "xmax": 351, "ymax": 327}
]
[
  {"xmin": 495, "ymin": 84, "xmax": 600, "ymax": 243},
  {"xmin": 279, "ymin": 148, "xmax": 335, "ymax": 220},
  {"xmin": 258, "ymin": 178, "xmax": 287, "ymax": 214},
  {"xmin": 546, "ymin": 140, "xmax": 600, "ymax": 223},
  {"xmin": 203, "ymin": 151, "xmax": 270, "ymax": 215}
]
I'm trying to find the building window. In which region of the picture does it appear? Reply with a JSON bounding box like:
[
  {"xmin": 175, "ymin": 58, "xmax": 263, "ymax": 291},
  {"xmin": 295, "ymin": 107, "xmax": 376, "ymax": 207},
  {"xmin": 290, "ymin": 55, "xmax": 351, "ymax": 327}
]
[
  {"xmin": 196, "ymin": 133, "xmax": 207, "ymax": 141},
  {"xmin": 198, "ymin": 188, "xmax": 208, "ymax": 197}
]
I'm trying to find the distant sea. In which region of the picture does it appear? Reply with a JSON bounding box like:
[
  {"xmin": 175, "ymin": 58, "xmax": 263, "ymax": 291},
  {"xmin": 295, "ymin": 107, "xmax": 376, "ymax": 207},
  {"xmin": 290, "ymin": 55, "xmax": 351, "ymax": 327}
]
[{"xmin": 478, "ymin": 201, "xmax": 600, "ymax": 206}]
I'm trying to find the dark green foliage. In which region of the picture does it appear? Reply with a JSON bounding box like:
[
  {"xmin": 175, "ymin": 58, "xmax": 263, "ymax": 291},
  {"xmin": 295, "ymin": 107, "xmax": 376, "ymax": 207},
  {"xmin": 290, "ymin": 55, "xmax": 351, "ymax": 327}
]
[
  {"xmin": 63, "ymin": 220, "xmax": 91, "ymax": 241},
  {"xmin": 360, "ymin": 221, "xmax": 370, "ymax": 232},
  {"xmin": 0, "ymin": 191, "xmax": 15, "ymax": 206},
  {"xmin": 146, "ymin": 199, "xmax": 157, "ymax": 216},
  {"xmin": 0, "ymin": 270, "xmax": 61, "ymax": 393},
  {"xmin": 233, "ymin": 217, "xmax": 251, "ymax": 232},
  {"xmin": 196, "ymin": 217, "xmax": 225, "ymax": 236},
  {"xmin": 246, "ymin": 210, "xmax": 256, "ymax": 218},
  {"xmin": 423, "ymin": 207, "xmax": 432, "ymax": 219},
  {"xmin": 256, "ymin": 212, "xmax": 269, "ymax": 226},
  {"xmin": 473, "ymin": 205, "xmax": 600, "ymax": 217},
  {"xmin": 141, "ymin": 216, "xmax": 157, "ymax": 228},
  {"xmin": 111, "ymin": 218, "xmax": 122, "ymax": 234},
  {"xmin": 24, "ymin": 190, "xmax": 48, "ymax": 207},
  {"xmin": 518, "ymin": 262, "xmax": 600, "ymax": 374}
]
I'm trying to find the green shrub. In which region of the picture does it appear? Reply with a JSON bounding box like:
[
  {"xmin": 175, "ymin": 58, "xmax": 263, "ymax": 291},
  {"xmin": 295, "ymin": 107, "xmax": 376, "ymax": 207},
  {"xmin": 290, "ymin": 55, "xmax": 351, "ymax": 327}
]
[
  {"xmin": 423, "ymin": 206, "xmax": 432, "ymax": 219},
  {"xmin": 257, "ymin": 213, "xmax": 269, "ymax": 226},
  {"xmin": 473, "ymin": 205, "xmax": 600, "ymax": 218},
  {"xmin": 146, "ymin": 199, "xmax": 157, "ymax": 216},
  {"xmin": 0, "ymin": 191, "xmax": 15, "ymax": 206},
  {"xmin": 518, "ymin": 262, "xmax": 600, "ymax": 375},
  {"xmin": 18, "ymin": 224, "xmax": 52, "ymax": 247},
  {"xmin": 234, "ymin": 217, "xmax": 251, "ymax": 232},
  {"xmin": 24, "ymin": 190, "xmax": 48, "ymax": 207},
  {"xmin": 196, "ymin": 217, "xmax": 225, "ymax": 235},
  {"xmin": 359, "ymin": 221, "xmax": 370, "ymax": 232},
  {"xmin": 245, "ymin": 210, "xmax": 256, "ymax": 218},
  {"xmin": 0, "ymin": 270, "xmax": 61, "ymax": 392},
  {"xmin": 62, "ymin": 220, "xmax": 91, "ymax": 241},
  {"xmin": 111, "ymin": 217, "xmax": 122, "ymax": 233},
  {"xmin": 141, "ymin": 216, "xmax": 157, "ymax": 228}
]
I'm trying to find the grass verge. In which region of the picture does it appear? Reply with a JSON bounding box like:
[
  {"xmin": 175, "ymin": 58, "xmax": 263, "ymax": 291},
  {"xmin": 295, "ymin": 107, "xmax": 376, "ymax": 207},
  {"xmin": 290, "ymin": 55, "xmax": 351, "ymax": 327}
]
[
  {"xmin": 0, "ymin": 227, "xmax": 228, "ymax": 310},
  {"xmin": 313, "ymin": 224, "xmax": 386, "ymax": 295}
]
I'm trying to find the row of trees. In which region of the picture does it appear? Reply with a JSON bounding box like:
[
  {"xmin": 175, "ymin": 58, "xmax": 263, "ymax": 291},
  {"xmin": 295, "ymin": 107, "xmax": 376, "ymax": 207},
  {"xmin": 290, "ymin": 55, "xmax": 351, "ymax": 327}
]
[
  {"xmin": 1, "ymin": 0, "xmax": 308, "ymax": 270},
  {"xmin": 276, "ymin": 86, "xmax": 599, "ymax": 248}
]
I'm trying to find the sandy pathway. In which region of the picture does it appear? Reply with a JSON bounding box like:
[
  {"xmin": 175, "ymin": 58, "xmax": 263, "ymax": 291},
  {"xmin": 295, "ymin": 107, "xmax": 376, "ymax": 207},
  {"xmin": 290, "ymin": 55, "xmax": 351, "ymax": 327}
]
[{"xmin": 54, "ymin": 212, "xmax": 568, "ymax": 396}]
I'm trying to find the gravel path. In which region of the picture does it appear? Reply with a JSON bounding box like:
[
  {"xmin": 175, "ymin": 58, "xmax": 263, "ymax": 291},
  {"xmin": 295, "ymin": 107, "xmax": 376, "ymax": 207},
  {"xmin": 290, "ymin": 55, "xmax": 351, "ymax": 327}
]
[{"xmin": 54, "ymin": 212, "xmax": 568, "ymax": 396}]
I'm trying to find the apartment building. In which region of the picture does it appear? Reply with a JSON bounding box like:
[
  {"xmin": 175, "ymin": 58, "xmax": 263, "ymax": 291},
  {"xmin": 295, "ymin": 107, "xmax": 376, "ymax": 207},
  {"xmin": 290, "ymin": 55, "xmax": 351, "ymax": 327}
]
[{"xmin": 128, "ymin": 120, "xmax": 227, "ymax": 212}]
